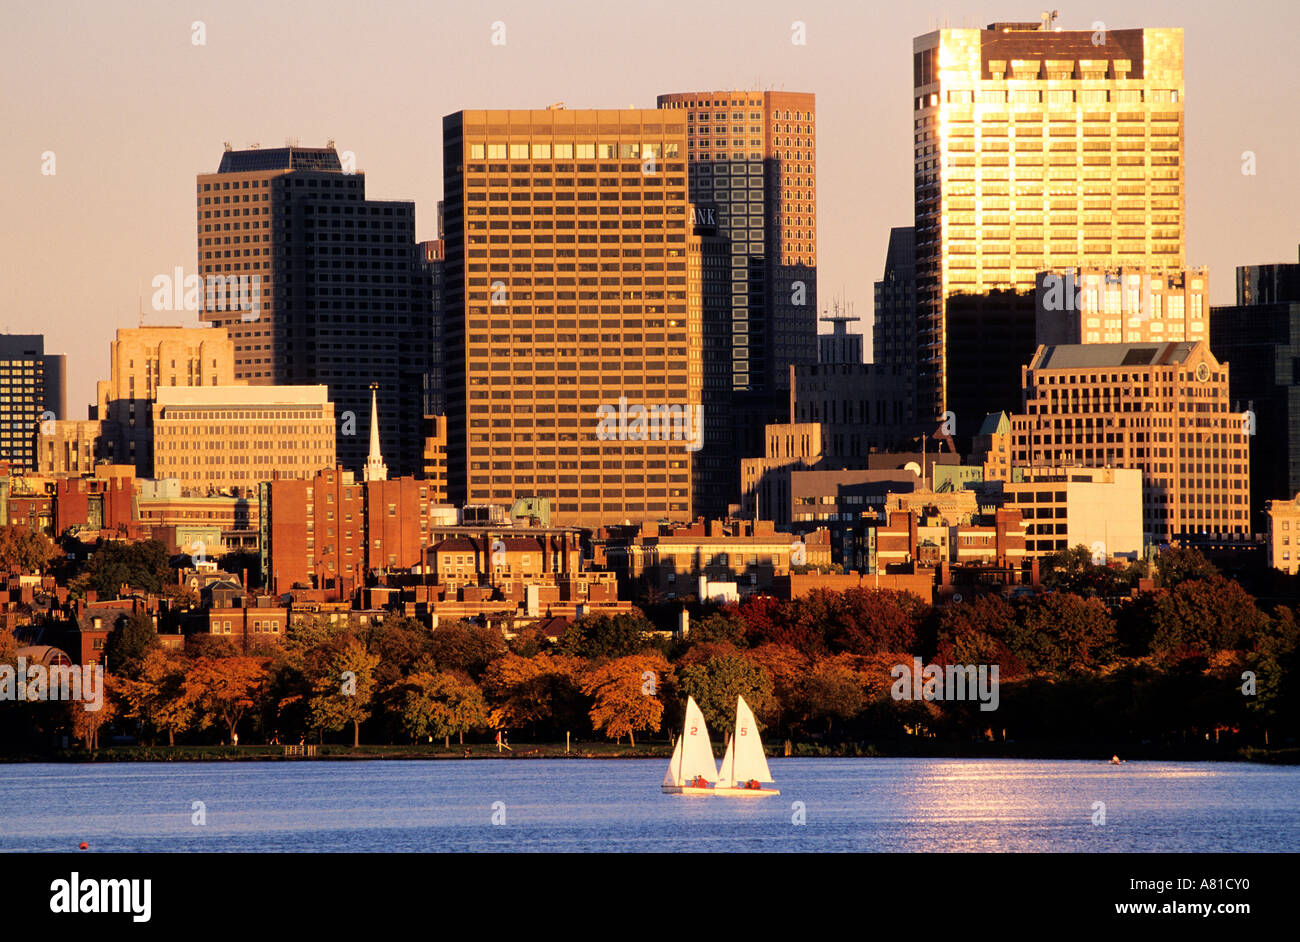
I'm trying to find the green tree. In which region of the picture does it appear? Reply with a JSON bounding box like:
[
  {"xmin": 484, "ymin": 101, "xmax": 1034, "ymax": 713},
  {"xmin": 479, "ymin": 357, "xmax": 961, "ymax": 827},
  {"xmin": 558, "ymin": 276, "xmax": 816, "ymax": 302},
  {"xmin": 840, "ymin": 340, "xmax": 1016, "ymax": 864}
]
[
  {"xmin": 308, "ymin": 636, "xmax": 379, "ymax": 747},
  {"xmin": 74, "ymin": 539, "xmax": 171, "ymax": 599},
  {"xmin": 1009, "ymin": 593, "xmax": 1116, "ymax": 673},
  {"xmin": 558, "ymin": 612, "xmax": 656, "ymax": 659},
  {"xmin": 798, "ymin": 658, "xmax": 867, "ymax": 737},
  {"xmin": 400, "ymin": 668, "xmax": 489, "ymax": 747},
  {"xmin": 1153, "ymin": 546, "xmax": 1219, "ymax": 588},
  {"xmin": 428, "ymin": 620, "xmax": 508, "ymax": 680},
  {"xmin": 675, "ymin": 652, "xmax": 774, "ymax": 737},
  {"xmin": 104, "ymin": 611, "xmax": 160, "ymax": 679}
]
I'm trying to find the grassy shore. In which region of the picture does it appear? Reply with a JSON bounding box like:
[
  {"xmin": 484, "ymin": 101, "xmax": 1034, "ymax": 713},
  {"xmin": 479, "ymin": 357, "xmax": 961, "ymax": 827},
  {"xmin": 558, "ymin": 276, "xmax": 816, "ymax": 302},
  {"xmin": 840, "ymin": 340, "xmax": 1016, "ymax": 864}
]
[{"xmin": 4, "ymin": 740, "xmax": 1297, "ymax": 763}]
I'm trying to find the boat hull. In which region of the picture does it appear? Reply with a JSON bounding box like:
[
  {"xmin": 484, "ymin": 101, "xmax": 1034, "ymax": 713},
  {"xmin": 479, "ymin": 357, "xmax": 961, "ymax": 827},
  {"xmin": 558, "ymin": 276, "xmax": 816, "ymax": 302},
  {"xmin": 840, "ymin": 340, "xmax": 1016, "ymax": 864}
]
[
  {"xmin": 662, "ymin": 785, "xmax": 715, "ymax": 795},
  {"xmin": 714, "ymin": 786, "xmax": 780, "ymax": 797}
]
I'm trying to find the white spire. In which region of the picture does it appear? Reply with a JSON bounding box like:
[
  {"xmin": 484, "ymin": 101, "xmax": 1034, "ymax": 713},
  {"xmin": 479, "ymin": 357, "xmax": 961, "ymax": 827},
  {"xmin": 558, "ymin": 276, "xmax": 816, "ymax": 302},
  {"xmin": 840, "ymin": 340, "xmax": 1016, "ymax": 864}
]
[{"xmin": 364, "ymin": 384, "xmax": 388, "ymax": 482}]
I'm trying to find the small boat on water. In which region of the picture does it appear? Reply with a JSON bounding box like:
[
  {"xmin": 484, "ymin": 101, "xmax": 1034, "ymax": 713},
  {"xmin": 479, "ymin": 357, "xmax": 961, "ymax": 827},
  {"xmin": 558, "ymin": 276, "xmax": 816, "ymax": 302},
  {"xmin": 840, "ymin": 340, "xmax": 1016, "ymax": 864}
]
[
  {"xmin": 662, "ymin": 695, "xmax": 718, "ymax": 795},
  {"xmin": 714, "ymin": 695, "xmax": 779, "ymax": 797}
]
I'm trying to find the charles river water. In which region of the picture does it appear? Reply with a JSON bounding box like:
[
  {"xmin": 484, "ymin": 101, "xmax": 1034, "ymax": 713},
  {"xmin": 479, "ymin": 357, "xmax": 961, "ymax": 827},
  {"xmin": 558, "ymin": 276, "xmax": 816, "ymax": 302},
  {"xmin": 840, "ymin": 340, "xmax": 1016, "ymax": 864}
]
[{"xmin": 1, "ymin": 758, "xmax": 1296, "ymax": 852}]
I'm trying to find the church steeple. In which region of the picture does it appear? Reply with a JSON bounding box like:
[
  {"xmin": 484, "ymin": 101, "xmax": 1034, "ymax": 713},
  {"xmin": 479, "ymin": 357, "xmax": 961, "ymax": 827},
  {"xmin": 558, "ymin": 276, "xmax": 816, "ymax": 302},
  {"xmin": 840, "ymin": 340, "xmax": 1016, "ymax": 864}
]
[{"xmin": 364, "ymin": 384, "xmax": 388, "ymax": 482}]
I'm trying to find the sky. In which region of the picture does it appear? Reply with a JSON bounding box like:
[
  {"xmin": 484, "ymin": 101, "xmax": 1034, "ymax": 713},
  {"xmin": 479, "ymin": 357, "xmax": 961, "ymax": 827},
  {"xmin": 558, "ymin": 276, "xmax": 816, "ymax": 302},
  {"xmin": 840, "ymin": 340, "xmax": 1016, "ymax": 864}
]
[{"xmin": 2, "ymin": 0, "xmax": 1297, "ymax": 416}]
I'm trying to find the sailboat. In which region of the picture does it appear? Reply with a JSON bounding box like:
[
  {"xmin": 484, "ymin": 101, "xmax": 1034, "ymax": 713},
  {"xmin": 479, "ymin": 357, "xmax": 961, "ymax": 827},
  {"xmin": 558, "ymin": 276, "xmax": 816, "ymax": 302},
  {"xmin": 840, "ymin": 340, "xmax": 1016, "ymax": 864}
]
[
  {"xmin": 662, "ymin": 695, "xmax": 717, "ymax": 795},
  {"xmin": 714, "ymin": 695, "xmax": 779, "ymax": 796}
]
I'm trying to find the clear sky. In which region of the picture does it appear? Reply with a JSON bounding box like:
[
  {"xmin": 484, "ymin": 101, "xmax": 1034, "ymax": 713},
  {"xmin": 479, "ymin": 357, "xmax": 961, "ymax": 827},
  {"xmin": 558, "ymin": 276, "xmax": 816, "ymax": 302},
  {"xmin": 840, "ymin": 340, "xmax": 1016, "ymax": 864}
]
[{"xmin": 2, "ymin": 0, "xmax": 1297, "ymax": 416}]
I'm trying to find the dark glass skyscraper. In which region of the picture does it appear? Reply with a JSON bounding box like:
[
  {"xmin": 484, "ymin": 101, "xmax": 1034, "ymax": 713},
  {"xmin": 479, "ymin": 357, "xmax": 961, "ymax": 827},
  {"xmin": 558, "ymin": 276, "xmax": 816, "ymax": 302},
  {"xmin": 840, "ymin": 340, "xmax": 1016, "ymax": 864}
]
[{"xmin": 197, "ymin": 144, "xmax": 435, "ymax": 475}]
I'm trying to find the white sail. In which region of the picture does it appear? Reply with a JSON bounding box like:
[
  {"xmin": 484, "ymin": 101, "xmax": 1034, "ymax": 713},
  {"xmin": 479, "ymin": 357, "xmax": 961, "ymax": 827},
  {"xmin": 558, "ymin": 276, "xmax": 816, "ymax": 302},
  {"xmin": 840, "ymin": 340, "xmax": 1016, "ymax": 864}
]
[
  {"xmin": 716, "ymin": 733, "xmax": 736, "ymax": 788},
  {"xmin": 731, "ymin": 696, "xmax": 774, "ymax": 783},
  {"xmin": 663, "ymin": 735, "xmax": 683, "ymax": 787},
  {"xmin": 677, "ymin": 696, "xmax": 717, "ymax": 784}
]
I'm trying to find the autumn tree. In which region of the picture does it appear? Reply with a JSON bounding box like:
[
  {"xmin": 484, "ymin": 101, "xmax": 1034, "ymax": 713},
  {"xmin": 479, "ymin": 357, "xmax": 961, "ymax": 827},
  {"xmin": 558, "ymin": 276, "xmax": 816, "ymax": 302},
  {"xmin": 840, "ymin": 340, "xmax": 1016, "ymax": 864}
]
[
  {"xmin": 185, "ymin": 655, "xmax": 267, "ymax": 744},
  {"xmin": 399, "ymin": 668, "xmax": 489, "ymax": 747},
  {"xmin": 481, "ymin": 651, "xmax": 587, "ymax": 736},
  {"xmin": 580, "ymin": 652, "xmax": 670, "ymax": 746},
  {"xmin": 0, "ymin": 526, "xmax": 58, "ymax": 574},
  {"xmin": 68, "ymin": 680, "xmax": 118, "ymax": 750},
  {"xmin": 115, "ymin": 648, "xmax": 195, "ymax": 746},
  {"xmin": 308, "ymin": 636, "xmax": 379, "ymax": 747},
  {"xmin": 1150, "ymin": 576, "xmax": 1263, "ymax": 661}
]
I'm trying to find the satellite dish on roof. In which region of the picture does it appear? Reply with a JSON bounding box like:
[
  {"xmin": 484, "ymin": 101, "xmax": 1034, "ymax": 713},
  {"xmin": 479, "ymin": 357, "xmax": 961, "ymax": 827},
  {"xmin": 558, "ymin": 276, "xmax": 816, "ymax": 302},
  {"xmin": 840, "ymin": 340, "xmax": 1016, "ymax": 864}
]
[{"xmin": 903, "ymin": 462, "xmax": 923, "ymax": 477}]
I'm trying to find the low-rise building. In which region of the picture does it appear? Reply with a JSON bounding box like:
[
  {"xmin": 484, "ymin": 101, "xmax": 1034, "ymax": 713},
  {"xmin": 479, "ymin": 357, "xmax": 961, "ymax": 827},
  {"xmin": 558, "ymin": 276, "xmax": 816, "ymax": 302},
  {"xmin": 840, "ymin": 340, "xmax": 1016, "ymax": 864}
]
[
  {"xmin": 1266, "ymin": 493, "xmax": 1300, "ymax": 574},
  {"xmin": 152, "ymin": 385, "xmax": 335, "ymax": 496}
]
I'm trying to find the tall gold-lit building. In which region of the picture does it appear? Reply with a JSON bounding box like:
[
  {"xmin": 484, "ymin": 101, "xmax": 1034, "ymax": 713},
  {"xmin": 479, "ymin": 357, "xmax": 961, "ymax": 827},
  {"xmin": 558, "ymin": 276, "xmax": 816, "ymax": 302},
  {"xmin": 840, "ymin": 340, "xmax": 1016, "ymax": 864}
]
[
  {"xmin": 441, "ymin": 108, "xmax": 701, "ymax": 528},
  {"xmin": 913, "ymin": 20, "xmax": 1185, "ymax": 422}
]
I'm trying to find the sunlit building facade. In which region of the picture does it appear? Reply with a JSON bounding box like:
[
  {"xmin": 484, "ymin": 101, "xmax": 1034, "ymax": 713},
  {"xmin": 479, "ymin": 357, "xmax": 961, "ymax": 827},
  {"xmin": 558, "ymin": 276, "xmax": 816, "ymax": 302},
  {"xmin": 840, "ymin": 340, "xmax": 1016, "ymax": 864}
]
[{"xmin": 912, "ymin": 21, "xmax": 1185, "ymax": 422}]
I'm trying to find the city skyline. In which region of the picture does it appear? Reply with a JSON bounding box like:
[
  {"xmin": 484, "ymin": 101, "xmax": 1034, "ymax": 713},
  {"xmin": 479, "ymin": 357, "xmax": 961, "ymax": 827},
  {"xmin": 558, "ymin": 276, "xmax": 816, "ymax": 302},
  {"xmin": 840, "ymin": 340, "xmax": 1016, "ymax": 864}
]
[{"xmin": 3, "ymin": 0, "xmax": 1298, "ymax": 416}]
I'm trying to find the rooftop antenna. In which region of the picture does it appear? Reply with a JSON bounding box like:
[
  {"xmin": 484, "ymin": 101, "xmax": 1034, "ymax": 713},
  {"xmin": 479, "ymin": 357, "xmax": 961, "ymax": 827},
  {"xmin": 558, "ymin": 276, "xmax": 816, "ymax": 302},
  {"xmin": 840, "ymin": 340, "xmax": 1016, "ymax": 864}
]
[{"xmin": 1041, "ymin": 10, "xmax": 1058, "ymax": 30}]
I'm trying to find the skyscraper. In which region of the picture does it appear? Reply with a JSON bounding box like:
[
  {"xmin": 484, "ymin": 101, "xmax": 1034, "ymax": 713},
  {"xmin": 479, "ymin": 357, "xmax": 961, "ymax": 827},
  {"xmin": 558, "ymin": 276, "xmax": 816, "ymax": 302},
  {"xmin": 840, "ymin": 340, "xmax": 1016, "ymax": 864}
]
[
  {"xmin": 0, "ymin": 334, "xmax": 65, "ymax": 472},
  {"xmin": 1210, "ymin": 246, "xmax": 1300, "ymax": 530},
  {"xmin": 196, "ymin": 144, "xmax": 433, "ymax": 475},
  {"xmin": 657, "ymin": 90, "xmax": 817, "ymax": 433},
  {"xmin": 912, "ymin": 21, "xmax": 1185, "ymax": 424},
  {"xmin": 441, "ymin": 108, "xmax": 700, "ymax": 528}
]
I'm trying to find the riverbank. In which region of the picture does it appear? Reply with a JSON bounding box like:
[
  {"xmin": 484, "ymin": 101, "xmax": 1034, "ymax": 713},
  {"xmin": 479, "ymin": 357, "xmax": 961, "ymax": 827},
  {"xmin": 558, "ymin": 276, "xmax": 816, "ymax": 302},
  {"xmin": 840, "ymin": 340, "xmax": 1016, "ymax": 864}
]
[{"xmin": 4, "ymin": 741, "xmax": 1297, "ymax": 763}]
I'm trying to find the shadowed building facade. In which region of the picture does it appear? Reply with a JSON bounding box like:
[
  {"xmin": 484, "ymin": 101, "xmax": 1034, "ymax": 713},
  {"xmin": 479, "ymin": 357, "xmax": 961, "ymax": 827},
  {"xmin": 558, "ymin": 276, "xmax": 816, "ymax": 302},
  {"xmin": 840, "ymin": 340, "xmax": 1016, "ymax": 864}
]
[{"xmin": 197, "ymin": 145, "xmax": 434, "ymax": 475}]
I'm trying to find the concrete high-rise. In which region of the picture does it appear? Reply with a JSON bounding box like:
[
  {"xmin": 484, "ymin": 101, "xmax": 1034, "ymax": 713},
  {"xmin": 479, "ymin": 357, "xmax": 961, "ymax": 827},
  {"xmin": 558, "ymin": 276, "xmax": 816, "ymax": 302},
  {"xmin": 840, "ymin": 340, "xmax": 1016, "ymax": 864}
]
[
  {"xmin": 93, "ymin": 326, "xmax": 238, "ymax": 475},
  {"xmin": 0, "ymin": 334, "xmax": 65, "ymax": 472},
  {"xmin": 1008, "ymin": 341, "xmax": 1248, "ymax": 544},
  {"xmin": 197, "ymin": 144, "xmax": 434, "ymax": 475},
  {"xmin": 441, "ymin": 108, "xmax": 700, "ymax": 528},
  {"xmin": 912, "ymin": 21, "xmax": 1185, "ymax": 425}
]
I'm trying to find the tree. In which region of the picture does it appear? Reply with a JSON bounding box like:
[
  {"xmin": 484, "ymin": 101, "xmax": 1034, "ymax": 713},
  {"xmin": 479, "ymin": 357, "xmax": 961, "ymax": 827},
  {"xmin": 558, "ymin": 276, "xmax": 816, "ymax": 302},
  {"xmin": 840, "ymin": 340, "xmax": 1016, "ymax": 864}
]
[
  {"xmin": 362, "ymin": 616, "xmax": 435, "ymax": 692},
  {"xmin": 104, "ymin": 611, "xmax": 160, "ymax": 679},
  {"xmin": 688, "ymin": 610, "xmax": 748, "ymax": 647},
  {"xmin": 115, "ymin": 648, "xmax": 195, "ymax": 746},
  {"xmin": 1150, "ymin": 576, "xmax": 1263, "ymax": 661},
  {"xmin": 798, "ymin": 657, "xmax": 867, "ymax": 737},
  {"xmin": 68, "ymin": 681, "xmax": 118, "ymax": 751},
  {"xmin": 558, "ymin": 612, "xmax": 655, "ymax": 659},
  {"xmin": 400, "ymin": 668, "xmax": 489, "ymax": 747},
  {"xmin": 185, "ymin": 655, "xmax": 267, "ymax": 744},
  {"xmin": 74, "ymin": 539, "xmax": 172, "ymax": 599},
  {"xmin": 1009, "ymin": 593, "xmax": 1116, "ymax": 673},
  {"xmin": 428, "ymin": 620, "xmax": 508, "ymax": 680},
  {"xmin": 1153, "ymin": 547, "xmax": 1219, "ymax": 588},
  {"xmin": 0, "ymin": 526, "xmax": 58, "ymax": 574},
  {"xmin": 580, "ymin": 653, "xmax": 670, "ymax": 746},
  {"xmin": 935, "ymin": 594, "xmax": 1020, "ymax": 672},
  {"xmin": 481, "ymin": 651, "xmax": 587, "ymax": 736},
  {"xmin": 308, "ymin": 636, "xmax": 379, "ymax": 747},
  {"xmin": 676, "ymin": 652, "xmax": 774, "ymax": 737}
]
